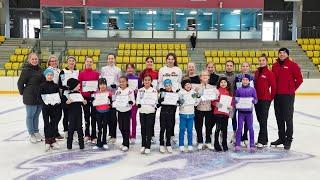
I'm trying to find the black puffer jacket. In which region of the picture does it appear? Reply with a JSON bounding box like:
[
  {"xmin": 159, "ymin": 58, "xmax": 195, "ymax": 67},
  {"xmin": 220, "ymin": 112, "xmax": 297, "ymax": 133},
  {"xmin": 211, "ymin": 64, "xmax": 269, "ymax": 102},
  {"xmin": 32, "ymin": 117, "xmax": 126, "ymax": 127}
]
[{"xmin": 17, "ymin": 64, "xmax": 45, "ymax": 105}]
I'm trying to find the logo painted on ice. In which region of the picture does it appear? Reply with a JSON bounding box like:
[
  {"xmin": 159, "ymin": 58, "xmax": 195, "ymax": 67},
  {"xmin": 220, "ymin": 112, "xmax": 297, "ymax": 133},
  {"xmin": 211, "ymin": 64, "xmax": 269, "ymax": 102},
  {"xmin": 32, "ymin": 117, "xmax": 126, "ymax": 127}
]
[{"xmin": 15, "ymin": 148, "xmax": 313, "ymax": 180}]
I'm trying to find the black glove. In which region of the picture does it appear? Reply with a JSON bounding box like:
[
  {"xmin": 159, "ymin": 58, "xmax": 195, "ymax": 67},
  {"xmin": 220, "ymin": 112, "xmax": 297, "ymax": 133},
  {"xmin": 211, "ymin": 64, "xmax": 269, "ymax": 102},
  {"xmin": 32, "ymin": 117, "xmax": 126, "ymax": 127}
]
[
  {"xmin": 159, "ymin": 97, "xmax": 164, "ymax": 103},
  {"xmin": 156, "ymin": 104, "xmax": 161, "ymax": 108},
  {"xmin": 177, "ymin": 100, "xmax": 181, "ymax": 105},
  {"xmin": 137, "ymin": 104, "xmax": 141, "ymax": 108},
  {"xmin": 128, "ymin": 101, "xmax": 133, "ymax": 105},
  {"xmin": 176, "ymin": 89, "xmax": 180, "ymax": 93},
  {"xmin": 111, "ymin": 84, "xmax": 117, "ymax": 89},
  {"xmin": 159, "ymin": 88, "xmax": 165, "ymax": 92}
]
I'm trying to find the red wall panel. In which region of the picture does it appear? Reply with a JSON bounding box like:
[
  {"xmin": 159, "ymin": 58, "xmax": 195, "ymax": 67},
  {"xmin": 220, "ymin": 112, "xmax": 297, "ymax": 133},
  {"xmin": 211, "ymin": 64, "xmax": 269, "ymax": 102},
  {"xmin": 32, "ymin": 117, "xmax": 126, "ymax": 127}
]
[{"xmin": 40, "ymin": 0, "xmax": 264, "ymax": 8}]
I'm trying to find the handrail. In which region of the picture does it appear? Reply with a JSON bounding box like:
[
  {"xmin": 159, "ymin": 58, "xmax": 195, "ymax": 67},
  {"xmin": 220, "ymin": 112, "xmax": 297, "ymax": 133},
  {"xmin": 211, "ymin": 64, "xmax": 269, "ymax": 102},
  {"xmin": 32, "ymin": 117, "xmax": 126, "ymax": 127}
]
[{"xmin": 298, "ymin": 27, "xmax": 320, "ymax": 38}]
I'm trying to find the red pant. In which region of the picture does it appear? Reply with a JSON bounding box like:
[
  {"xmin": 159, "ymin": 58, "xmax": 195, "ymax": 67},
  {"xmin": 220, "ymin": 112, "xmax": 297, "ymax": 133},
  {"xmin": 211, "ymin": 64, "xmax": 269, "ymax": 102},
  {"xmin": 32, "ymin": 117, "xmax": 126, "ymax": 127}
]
[{"xmin": 130, "ymin": 105, "xmax": 137, "ymax": 139}]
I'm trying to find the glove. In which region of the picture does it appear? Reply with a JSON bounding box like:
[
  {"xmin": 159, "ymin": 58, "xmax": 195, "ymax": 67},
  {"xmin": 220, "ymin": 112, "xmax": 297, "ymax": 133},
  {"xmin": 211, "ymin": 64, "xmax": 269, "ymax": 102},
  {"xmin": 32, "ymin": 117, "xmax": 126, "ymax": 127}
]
[
  {"xmin": 159, "ymin": 97, "xmax": 164, "ymax": 103},
  {"xmin": 128, "ymin": 101, "xmax": 133, "ymax": 105},
  {"xmin": 176, "ymin": 89, "xmax": 180, "ymax": 93},
  {"xmin": 216, "ymin": 102, "xmax": 223, "ymax": 108},
  {"xmin": 159, "ymin": 88, "xmax": 165, "ymax": 92},
  {"xmin": 111, "ymin": 84, "xmax": 117, "ymax": 89},
  {"xmin": 177, "ymin": 100, "xmax": 181, "ymax": 105},
  {"xmin": 179, "ymin": 99, "xmax": 185, "ymax": 105},
  {"xmin": 137, "ymin": 104, "xmax": 141, "ymax": 108},
  {"xmin": 156, "ymin": 104, "xmax": 161, "ymax": 108}
]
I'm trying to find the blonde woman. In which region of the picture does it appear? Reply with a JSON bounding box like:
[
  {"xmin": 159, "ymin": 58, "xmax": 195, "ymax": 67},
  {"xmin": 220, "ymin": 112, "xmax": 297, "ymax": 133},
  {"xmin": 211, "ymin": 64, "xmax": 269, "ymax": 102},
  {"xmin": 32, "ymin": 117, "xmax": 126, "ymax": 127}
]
[{"xmin": 46, "ymin": 55, "xmax": 61, "ymax": 84}]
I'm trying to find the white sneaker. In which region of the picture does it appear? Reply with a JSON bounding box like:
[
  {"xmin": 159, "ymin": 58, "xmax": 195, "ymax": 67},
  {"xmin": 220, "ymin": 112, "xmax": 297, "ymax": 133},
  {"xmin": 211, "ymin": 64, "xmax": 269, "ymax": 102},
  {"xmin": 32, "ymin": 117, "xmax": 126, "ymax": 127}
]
[
  {"xmin": 103, "ymin": 144, "xmax": 109, "ymax": 149},
  {"xmin": 206, "ymin": 143, "xmax": 215, "ymax": 150},
  {"xmin": 130, "ymin": 138, "xmax": 136, "ymax": 144},
  {"xmin": 230, "ymin": 131, "xmax": 236, "ymax": 144},
  {"xmin": 167, "ymin": 146, "xmax": 173, "ymax": 153},
  {"xmin": 121, "ymin": 146, "xmax": 129, "ymax": 152},
  {"xmin": 91, "ymin": 138, "xmax": 97, "ymax": 144},
  {"xmin": 106, "ymin": 136, "xmax": 111, "ymax": 142},
  {"xmin": 151, "ymin": 136, "xmax": 156, "ymax": 144},
  {"xmin": 243, "ymin": 140, "xmax": 249, "ymax": 147},
  {"xmin": 84, "ymin": 136, "xmax": 91, "ymax": 143},
  {"xmin": 64, "ymin": 131, "xmax": 68, "ymax": 139},
  {"xmin": 159, "ymin": 146, "xmax": 166, "ymax": 153},
  {"xmin": 34, "ymin": 133, "xmax": 44, "ymax": 142},
  {"xmin": 29, "ymin": 134, "xmax": 37, "ymax": 143},
  {"xmin": 92, "ymin": 146, "xmax": 99, "ymax": 150},
  {"xmin": 256, "ymin": 143, "xmax": 264, "ymax": 148},
  {"xmin": 145, "ymin": 149, "xmax": 151, "ymax": 154},
  {"xmin": 179, "ymin": 146, "xmax": 185, "ymax": 152},
  {"xmin": 140, "ymin": 147, "xmax": 146, "ymax": 154},
  {"xmin": 119, "ymin": 145, "xmax": 124, "ymax": 150},
  {"xmin": 51, "ymin": 142, "xmax": 60, "ymax": 150},
  {"xmin": 45, "ymin": 144, "xmax": 51, "ymax": 152},
  {"xmin": 73, "ymin": 132, "xmax": 78, "ymax": 143},
  {"xmin": 188, "ymin": 146, "xmax": 193, "ymax": 152},
  {"xmin": 197, "ymin": 143, "xmax": 203, "ymax": 150},
  {"xmin": 109, "ymin": 138, "xmax": 116, "ymax": 144}
]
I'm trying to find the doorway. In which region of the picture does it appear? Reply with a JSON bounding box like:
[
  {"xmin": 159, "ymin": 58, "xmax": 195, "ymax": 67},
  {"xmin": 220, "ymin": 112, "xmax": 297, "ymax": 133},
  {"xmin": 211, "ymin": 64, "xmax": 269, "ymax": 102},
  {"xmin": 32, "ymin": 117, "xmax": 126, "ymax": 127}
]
[
  {"xmin": 262, "ymin": 21, "xmax": 280, "ymax": 41},
  {"xmin": 23, "ymin": 18, "xmax": 40, "ymax": 38}
]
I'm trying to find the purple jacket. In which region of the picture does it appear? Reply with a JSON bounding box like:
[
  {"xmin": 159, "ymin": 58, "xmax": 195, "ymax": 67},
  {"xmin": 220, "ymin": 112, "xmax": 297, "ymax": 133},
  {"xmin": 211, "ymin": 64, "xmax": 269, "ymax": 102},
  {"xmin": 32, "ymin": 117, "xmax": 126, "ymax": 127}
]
[{"xmin": 235, "ymin": 85, "xmax": 258, "ymax": 112}]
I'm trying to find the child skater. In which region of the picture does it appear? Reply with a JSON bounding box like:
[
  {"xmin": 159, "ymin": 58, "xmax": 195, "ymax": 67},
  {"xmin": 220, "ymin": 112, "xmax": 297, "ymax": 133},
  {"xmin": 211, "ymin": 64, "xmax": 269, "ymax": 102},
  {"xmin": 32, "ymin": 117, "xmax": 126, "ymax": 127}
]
[
  {"xmin": 212, "ymin": 77, "xmax": 234, "ymax": 152},
  {"xmin": 235, "ymin": 74, "xmax": 258, "ymax": 152},
  {"xmin": 178, "ymin": 78, "xmax": 200, "ymax": 152},
  {"xmin": 136, "ymin": 75, "xmax": 158, "ymax": 154},
  {"xmin": 125, "ymin": 63, "xmax": 139, "ymax": 144},
  {"xmin": 39, "ymin": 68, "xmax": 62, "ymax": 151},
  {"xmin": 157, "ymin": 79, "xmax": 179, "ymax": 153},
  {"xmin": 66, "ymin": 78, "xmax": 87, "ymax": 150},
  {"xmin": 92, "ymin": 78, "xmax": 113, "ymax": 150},
  {"xmin": 114, "ymin": 76, "xmax": 135, "ymax": 152}
]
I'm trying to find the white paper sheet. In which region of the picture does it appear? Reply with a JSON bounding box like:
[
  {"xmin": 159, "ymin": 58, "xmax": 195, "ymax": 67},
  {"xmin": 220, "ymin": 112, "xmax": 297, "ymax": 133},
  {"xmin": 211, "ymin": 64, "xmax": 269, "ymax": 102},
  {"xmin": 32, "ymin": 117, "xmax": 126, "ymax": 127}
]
[
  {"xmin": 152, "ymin": 80, "xmax": 158, "ymax": 89},
  {"xmin": 92, "ymin": 92, "xmax": 110, "ymax": 106},
  {"xmin": 218, "ymin": 95, "xmax": 232, "ymax": 113},
  {"xmin": 106, "ymin": 75, "xmax": 115, "ymax": 86},
  {"xmin": 69, "ymin": 93, "xmax": 84, "ymax": 102},
  {"xmin": 182, "ymin": 94, "xmax": 196, "ymax": 106},
  {"xmin": 82, "ymin": 81, "xmax": 98, "ymax": 92},
  {"xmin": 113, "ymin": 95, "xmax": 129, "ymax": 108},
  {"xmin": 62, "ymin": 72, "xmax": 76, "ymax": 86},
  {"xmin": 41, "ymin": 93, "xmax": 61, "ymax": 105},
  {"xmin": 201, "ymin": 88, "xmax": 218, "ymax": 101},
  {"xmin": 128, "ymin": 79, "xmax": 138, "ymax": 90},
  {"xmin": 236, "ymin": 97, "xmax": 253, "ymax": 109},
  {"xmin": 162, "ymin": 92, "xmax": 179, "ymax": 105},
  {"xmin": 140, "ymin": 92, "xmax": 158, "ymax": 105}
]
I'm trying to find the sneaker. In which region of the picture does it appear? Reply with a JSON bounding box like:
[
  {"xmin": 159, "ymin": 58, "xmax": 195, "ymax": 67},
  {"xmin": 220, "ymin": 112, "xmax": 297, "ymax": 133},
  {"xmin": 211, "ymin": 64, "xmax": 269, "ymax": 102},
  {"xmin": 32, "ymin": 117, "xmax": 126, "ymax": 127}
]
[
  {"xmin": 250, "ymin": 147, "xmax": 256, "ymax": 153},
  {"xmin": 84, "ymin": 136, "xmax": 91, "ymax": 143},
  {"xmin": 159, "ymin": 146, "xmax": 166, "ymax": 153},
  {"xmin": 73, "ymin": 132, "xmax": 78, "ymax": 143},
  {"xmin": 234, "ymin": 146, "xmax": 241, "ymax": 152},
  {"xmin": 206, "ymin": 143, "xmax": 215, "ymax": 150},
  {"xmin": 103, "ymin": 144, "xmax": 109, "ymax": 149},
  {"xmin": 45, "ymin": 144, "xmax": 51, "ymax": 152},
  {"xmin": 64, "ymin": 131, "xmax": 68, "ymax": 139},
  {"xmin": 106, "ymin": 136, "xmax": 111, "ymax": 142},
  {"xmin": 121, "ymin": 146, "xmax": 129, "ymax": 152},
  {"xmin": 91, "ymin": 138, "xmax": 97, "ymax": 144},
  {"xmin": 29, "ymin": 134, "xmax": 37, "ymax": 143},
  {"xmin": 151, "ymin": 136, "xmax": 156, "ymax": 144},
  {"xmin": 256, "ymin": 143, "xmax": 264, "ymax": 149},
  {"xmin": 92, "ymin": 146, "xmax": 99, "ymax": 150},
  {"xmin": 130, "ymin": 138, "xmax": 136, "ymax": 144},
  {"xmin": 187, "ymin": 146, "xmax": 193, "ymax": 152},
  {"xmin": 179, "ymin": 146, "xmax": 185, "ymax": 152},
  {"xmin": 197, "ymin": 143, "xmax": 203, "ymax": 150},
  {"xmin": 55, "ymin": 135, "xmax": 64, "ymax": 141},
  {"xmin": 119, "ymin": 145, "xmax": 124, "ymax": 150},
  {"xmin": 140, "ymin": 147, "xmax": 146, "ymax": 154},
  {"xmin": 109, "ymin": 138, "xmax": 116, "ymax": 144},
  {"xmin": 34, "ymin": 133, "xmax": 44, "ymax": 142},
  {"xmin": 243, "ymin": 140, "xmax": 249, "ymax": 147},
  {"xmin": 51, "ymin": 142, "xmax": 60, "ymax": 150},
  {"xmin": 167, "ymin": 146, "xmax": 173, "ymax": 153},
  {"xmin": 145, "ymin": 149, "xmax": 151, "ymax": 154}
]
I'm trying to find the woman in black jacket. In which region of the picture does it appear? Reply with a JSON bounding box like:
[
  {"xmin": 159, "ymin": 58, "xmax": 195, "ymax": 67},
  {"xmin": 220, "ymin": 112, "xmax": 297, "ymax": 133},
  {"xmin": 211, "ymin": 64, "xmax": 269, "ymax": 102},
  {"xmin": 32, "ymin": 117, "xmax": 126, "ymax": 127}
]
[{"xmin": 17, "ymin": 53, "xmax": 45, "ymax": 143}]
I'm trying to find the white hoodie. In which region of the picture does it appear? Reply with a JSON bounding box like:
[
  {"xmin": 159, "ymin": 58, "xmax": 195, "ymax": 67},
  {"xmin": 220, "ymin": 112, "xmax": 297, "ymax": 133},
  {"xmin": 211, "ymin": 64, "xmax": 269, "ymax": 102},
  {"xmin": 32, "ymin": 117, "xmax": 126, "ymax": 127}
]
[
  {"xmin": 136, "ymin": 87, "xmax": 158, "ymax": 114},
  {"xmin": 113, "ymin": 87, "xmax": 135, "ymax": 112},
  {"xmin": 179, "ymin": 89, "xmax": 200, "ymax": 115},
  {"xmin": 158, "ymin": 66, "xmax": 182, "ymax": 91}
]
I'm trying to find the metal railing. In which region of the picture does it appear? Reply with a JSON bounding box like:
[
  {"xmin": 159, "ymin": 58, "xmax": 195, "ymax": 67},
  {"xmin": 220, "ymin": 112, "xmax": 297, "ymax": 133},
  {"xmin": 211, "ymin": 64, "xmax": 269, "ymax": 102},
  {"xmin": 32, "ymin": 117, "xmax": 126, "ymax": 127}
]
[{"xmin": 298, "ymin": 27, "xmax": 320, "ymax": 38}]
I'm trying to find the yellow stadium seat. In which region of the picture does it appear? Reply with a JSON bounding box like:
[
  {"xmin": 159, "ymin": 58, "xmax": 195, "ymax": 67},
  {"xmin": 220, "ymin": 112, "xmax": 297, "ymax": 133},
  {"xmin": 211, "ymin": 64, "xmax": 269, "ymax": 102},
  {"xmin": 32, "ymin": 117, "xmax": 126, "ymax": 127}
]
[
  {"xmin": 243, "ymin": 51, "xmax": 249, "ymax": 57},
  {"xmin": 74, "ymin": 49, "xmax": 81, "ymax": 56},
  {"xmin": 180, "ymin": 44, "xmax": 187, "ymax": 50},
  {"xmin": 206, "ymin": 57, "xmax": 212, "ymax": 63},
  {"xmin": 307, "ymin": 45, "xmax": 314, "ymax": 51},
  {"xmin": 118, "ymin": 43, "xmax": 125, "ymax": 49},
  {"xmin": 236, "ymin": 51, "xmax": 243, "ymax": 57},
  {"xmin": 11, "ymin": 63, "xmax": 19, "ymax": 70},
  {"xmin": 312, "ymin": 58, "xmax": 319, "ymax": 65},
  {"xmin": 306, "ymin": 51, "xmax": 314, "ymax": 58},
  {"xmin": 136, "ymin": 57, "xmax": 143, "ymax": 63},
  {"xmin": 316, "ymin": 39, "xmax": 320, "ymax": 45},
  {"xmin": 156, "ymin": 50, "xmax": 162, "ymax": 57},
  {"xmin": 314, "ymin": 45, "xmax": 320, "ymax": 51},
  {"xmin": 252, "ymin": 57, "xmax": 259, "ymax": 64},
  {"xmin": 262, "ymin": 51, "xmax": 269, "ymax": 56},
  {"xmin": 301, "ymin": 45, "xmax": 308, "ymax": 51},
  {"xmin": 143, "ymin": 50, "xmax": 149, "ymax": 56},
  {"xmin": 75, "ymin": 63, "xmax": 82, "ymax": 70},
  {"xmin": 116, "ymin": 64, "xmax": 122, "ymax": 69},
  {"xmin": 267, "ymin": 58, "xmax": 273, "ymax": 64},
  {"xmin": 17, "ymin": 55, "xmax": 25, "ymax": 62},
  {"xmin": 68, "ymin": 49, "xmax": 75, "ymax": 56},
  {"xmin": 92, "ymin": 64, "xmax": 97, "ymax": 70},
  {"xmin": 178, "ymin": 64, "xmax": 184, "ymax": 70},
  {"xmin": 161, "ymin": 44, "xmax": 168, "ymax": 50},
  {"xmin": 137, "ymin": 44, "xmax": 143, "ymax": 50},
  {"xmin": 116, "ymin": 57, "xmax": 123, "ymax": 63},
  {"xmin": 233, "ymin": 57, "xmax": 240, "ymax": 64},
  {"xmin": 137, "ymin": 50, "xmax": 143, "ymax": 56},
  {"xmin": 92, "ymin": 56, "xmax": 99, "ymax": 63},
  {"xmin": 21, "ymin": 48, "xmax": 30, "ymax": 55},
  {"xmin": 167, "ymin": 44, "xmax": 174, "ymax": 50},
  {"xmin": 136, "ymin": 64, "xmax": 143, "ymax": 71},
  {"xmin": 15, "ymin": 48, "xmax": 22, "ymax": 55},
  {"xmin": 314, "ymin": 51, "xmax": 320, "ymax": 58},
  {"xmin": 211, "ymin": 50, "xmax": 218, "ymax": 57},
  {"xmin": 181, "ymin": 50, "xmax": 188, "ymax": 57},
  {"xmin": 215, "ymin": 64, "xmax": 223, "ymax": 72},
  {"xmin": 204, "ymin": 50, "xmax": 211, "ymax": 57},
  {"xmin": 177, "ymin": 57, "xmax": 182, "ymax": 64},
  {"xmin": 303, "ymin": 39, "xmax": 309, "ymax": 45},
  {"xmin": 93, "ymin": 49, "xmax": 100, "ymax": 56},
  {"xmin": 175, "ymin": 50, "xmax": 181, "ymax": 57},
  {"xmin": 0, "ymin": 36, "xmax": 5, "ymax": 43},
  {"xmin": 155, "ymin": 64, "xmax": 162, "ymax": 70},
  {"xmin": 19, "ymin": 63, "xmax": 24, "ymax": 69},
  {"xmin": 309, "ymin": 39, "xmax": 315, "ymax": 45},
  {"xmin": 124, "ymin": 50, "xmax": 130, "ymax": 56},
  {"xmin": 118, "ymin": 50, "xmax": 124, "ymax": 56},
  {"xmin": 239, "ymin": 57, "xmax": 246, "ymax": 64},
  {"xmin": 130, "ymin": 57, "xmax": 137, "ymax": 63},
  {"xmin": 249, "ymin": 51, "xmax": 255, "ymax": 57},
  {"xmin": 144, "ymin": 44, "xmax": 150, "ymax": 50},
  {"xmin": 162, "ymin": 50, "xmax": 169, "ymax": 56},
  {"xmin": 182, "ymin": 57, "xmax": 189, "ymax": 64},
  {"xmin": 174, "ymin": 44, "xmax": 180, "ymax": 50},
  {"xmin": 246, "ymin": 57, "xmax": 253, "ymax": 64},
  {"xmin": 268, "ymin": 51, "xmax": 275, "ymax": 57},
  {"xmin": 10, "ymin": 55, "xmax": 17, "ymax": 62},
  {"xmin": 297, "ymin": 38, "xmax": 303, "ymax": 45},
  {"xmin": 150, "ymin": 50, "xmax": 156, "ymax": 57},
  {"xmin": 255, "ymin": 51, "xmax": 262, "ymax": 57},
  {"xmin": 154, "ymin": 57, "xmax": 162, "ymax": 64},
  {"xmin": 78, "ymin": 56, "xmax": 85, "ymax": 63},
  {"xmin": 125, "ymin": 43, "xmax": 131, "ymax": 50},
  {"xmin": 6, "ymin": 70, "xmax": 16, "ymax": 76},
  {"xmin": 224, "ymin": 51, "xmax": 230, "ymax": 57},
  {"xmin": 131, "ymin": 44, "xmax": 137, "ymax": 50},
  {"xmin": 150, "ymin": 44, "xmax": 156, "ymax": 50},
  {"xmin": 4, "ymin": 62, "xmax": 12, "ymax": 70},
  {"xmin": 230, "ymin": 51, "xmax": 237, "ymax": 57},
  {"xmin": 0, "ymin": 70, "xmax": 5, "ymax": 76},
  {"xmin": 156, "ymin": 44, "xmax": 162, "ymax": 50},
  {"xmin": 123, "ymin": 56, "xmax": 130, "ymax": 63},
  {"xmin": 218, "ymin": 51, "xmax": 224, "ymax": 57},
  {"xmin": 213, "ymin": 57, "xmax": 219, "ymax": 64},
  {"xmin": 130, "ymin": 50, "xmax": 137, "ymax": 56},
  {"xmin": 87, "ymin": 49, "xmax": 94, "ymax": 56},
  {"xmin": 220, "ymin": 57, "xmax": 226, "ymax": 64},
  {"xmin": 80, "ymin": 49, "xmax": 87, "ymax": 56}
]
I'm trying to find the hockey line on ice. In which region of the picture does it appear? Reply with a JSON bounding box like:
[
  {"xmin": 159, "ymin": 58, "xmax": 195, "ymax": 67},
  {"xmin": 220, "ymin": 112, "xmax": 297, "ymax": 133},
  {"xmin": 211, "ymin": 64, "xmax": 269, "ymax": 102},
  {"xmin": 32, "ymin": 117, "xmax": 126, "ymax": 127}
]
[
  {"xmin": 0, "ymin": 106, "xmax": 24, "ymax": 115},
  {"xmin": 294, "ymin": 111, "xmax": 320, "ymax": 121}
]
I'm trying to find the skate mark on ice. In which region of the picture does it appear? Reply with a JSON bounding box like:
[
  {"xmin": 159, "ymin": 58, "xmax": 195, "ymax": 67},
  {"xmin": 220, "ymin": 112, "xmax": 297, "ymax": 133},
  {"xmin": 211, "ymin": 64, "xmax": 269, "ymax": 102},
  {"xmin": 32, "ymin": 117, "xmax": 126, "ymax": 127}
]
[{"xmin": 0, "ymin": 106, "xmax": 24, "ymax": 115}]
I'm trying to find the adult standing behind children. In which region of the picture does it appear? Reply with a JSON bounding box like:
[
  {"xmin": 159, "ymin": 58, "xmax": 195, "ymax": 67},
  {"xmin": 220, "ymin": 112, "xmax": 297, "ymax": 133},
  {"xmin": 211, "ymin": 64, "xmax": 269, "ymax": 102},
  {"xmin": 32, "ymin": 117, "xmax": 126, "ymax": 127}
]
[
  {"xmin": 184, "ymin": 62, "xmax": 200, "ymax": 84},
  {"xmin": 271, "ymin": 48, "xmax": 303, "ymax": 150},
  {"xmin": 18, "ymin": 53, "xmax": 45, "ymax": 143},
  {"xmin": 206, "ymin": 62, "xmax": 220, "ymax": 86},
  {"xmin": 46, "ymin": 55, "xmax": 61, "ymax": 84}
]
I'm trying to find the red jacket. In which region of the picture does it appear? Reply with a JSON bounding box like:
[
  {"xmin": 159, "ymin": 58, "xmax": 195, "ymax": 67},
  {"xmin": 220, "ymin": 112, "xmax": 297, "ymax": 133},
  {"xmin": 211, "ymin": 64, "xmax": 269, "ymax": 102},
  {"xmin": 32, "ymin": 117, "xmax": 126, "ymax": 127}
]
[
  {"xmin": 212, "ymin": 87, "xmax": 234, "ymax": 117},
  {"xmin": 78, "ymin": 68, "xmax": 100, "ymax": 97},
  {"xmin": 139, "ymin": 68, "xmax": 158, "ymax": 81},
  {"xmin": 272, "ymin": 58, "xmax": 303, "ymax": 95},
  {"xmin": 254, "ymin": 66, "xmax": 276, "ymax": 101}
]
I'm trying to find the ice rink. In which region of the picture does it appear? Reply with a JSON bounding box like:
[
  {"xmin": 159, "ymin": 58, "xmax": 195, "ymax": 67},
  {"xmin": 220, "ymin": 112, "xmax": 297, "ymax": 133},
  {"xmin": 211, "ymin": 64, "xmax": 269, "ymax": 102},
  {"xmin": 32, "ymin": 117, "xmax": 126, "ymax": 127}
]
[{"xmin": 0, "ymin": 95, "xmax": 319, "ymax": 180}]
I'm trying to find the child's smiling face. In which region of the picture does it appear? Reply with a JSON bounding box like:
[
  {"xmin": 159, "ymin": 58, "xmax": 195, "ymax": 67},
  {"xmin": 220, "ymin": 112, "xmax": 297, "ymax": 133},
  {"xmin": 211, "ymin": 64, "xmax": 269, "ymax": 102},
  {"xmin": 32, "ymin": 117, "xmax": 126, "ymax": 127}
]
[{"xmin": 220, "ymin": 80, "xmax": 228, "ymax": 88}]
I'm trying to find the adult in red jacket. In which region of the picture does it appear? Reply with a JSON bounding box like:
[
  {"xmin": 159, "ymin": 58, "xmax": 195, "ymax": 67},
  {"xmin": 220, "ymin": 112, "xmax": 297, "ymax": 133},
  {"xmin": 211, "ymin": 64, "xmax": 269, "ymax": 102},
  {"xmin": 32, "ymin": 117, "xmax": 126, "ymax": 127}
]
[
  {"xmin": 254, "ymin": 54, "xmax": 276, "ymax": 148},
  {"xmin": 78, "ymin": 57, "xmax": 100, "ymax": 143},
  {"xmin": 271, "ymin": 48, "xmax": 303, "ymax": 150}
]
